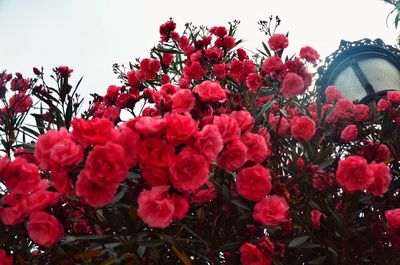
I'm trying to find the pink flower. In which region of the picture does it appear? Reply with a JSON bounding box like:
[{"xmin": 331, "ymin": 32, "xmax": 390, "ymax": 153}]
[
  {"xmin": 137, "ymin": 186, "xmax": 175, "ymax": 228},
  {"xmin": 240, "ymin": 242, "xmax": 269, "ymax": 265},
  {"xmin": 183, "ymin": 61, "xmax": 206, "ymax": 80},
  {"xmin": 280, "ymin": 73, "xmax": 304, "ymax": 98},
  {"xmin": 253, "ymin": 195, "xmax": 289, "ymax": 226},
  {"xmin": 340, "ymin": 124, "xmax": 358, "ymax": 142},
  {"xmin": 268, "ymin": 34, "xmax": 289, "ymax": 50},
  {"xmin": 290, "ymin": 116, "xmax": 316, "ymax": 141},
  {"xmin": 27, "ymin": 212, "xmax": 64, "ymax": 247},
  {"xmin": 0, "ymin": 249, "xmax": 12, "ymax": 265},
  {"xmin": 169, "ymin": 147, "xmax": 209, "ymax": 192},
  {"xmin": 269, "ymin": 115, "xmax": 290, "ymax": 136},
  {"xmin": 377, "ymin": 99, "xmax": 392, "ymax": 112},
  {"xmin": 262, "ymin": 56, "xmax": 283, "ymax": 74},
  {"xmin": 213, "ymin": 114, "xmax": 241, "ymax": 143},
  {"xmin": 3, "ymin": 157, "xmax": 41, "ymax": 194},
  {"xmin": 134, "ymin": 116, "xmax": 166, "ymax": 138},
  {"xmin": 324, "ymin": 86, "xmax": 342, "ymax": 103},
  {"xmin": 172, "ymin": 89, "xmax": 196, "ymax": 113},
  {"xmin": 71, "ymin": 117, "xmax": 114, "ymax": 146},
  {"xmin": 387, "ymin": 91, "xmax": 400, "ymax": 103},
  {"xmin": 138, "ymin": 138, "xmax": 174, "ymax": 167},
  {"xmin": 194, "ymin": 125, "xmax": 224, "ymax": 162},
  {"xmin": 367, "ymin": 163, "xmax": 392, "ymax": 197},
  {"xmin": 311, "ymin": 210, "xmax": 325, "ymax": 230},
  {"xmin": 111, "ymin": 126, "xmax": 140, "ymax": 168},
  {"xmin": 165, "ymin": 113, "xmax": 198, "ymax": 145},
  {"xmin": 241, "ymin": 132, "xmax": 268, "ymax": 164},
  {"xmin": 217, "ymin": 140, "xmax": 248, "ymax": 172},
  {"xmin": 299, "ymin": 46, "xmax": 320, "ymax": 64},
  {"xmin": 236, "ymin": 166, "xmax": 272, "ymax": 201},
  {"xmin": 246, "ymin": 73, "xmax": 262, "ymax": 93},
  {"xmin": 9, "ymin": 93, "xmax": 32, "ymax": 113},
  {"xmin": 336, "ymin": 156, "xmax": 374, "ymax": 192},
  {"xmin": 193, "ymin": 80, "xmax": 227, "ymax": 103},
  {"xmin": 213, "ymin": 63, "xmax": 227, "ymax": 79}
]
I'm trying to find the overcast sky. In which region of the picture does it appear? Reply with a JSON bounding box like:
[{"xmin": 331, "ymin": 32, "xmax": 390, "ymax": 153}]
[{"xmin": 0, "ymin": 0, "xmax": 398, "ymax": 103}]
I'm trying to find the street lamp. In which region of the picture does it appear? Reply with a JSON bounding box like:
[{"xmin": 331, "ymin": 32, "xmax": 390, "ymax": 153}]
[{"xmin": 316, "ymin": 38, "xmax": 400, "ymax": 103}]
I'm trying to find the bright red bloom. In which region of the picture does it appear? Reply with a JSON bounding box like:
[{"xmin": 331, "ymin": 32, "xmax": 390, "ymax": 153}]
[
  {"xmin": 280, "ymin": 72, "xmax": 304, "ymax": 98},
  {"xmin": 169, "ymin": 147, "xmax": 209, "ymax": 192},
  {"xmin": 213, "ymin": 114, "xmax": 241, "ymax": 143},
  {"xmin": 268, "ymin": 34, "xmax": 289, "ymax": 50},
  {"xmin": 241, "ymin": 132, "xmax": 268, "ymax": 164},
  {"xmin": 217, "ymin": 139, "xmax": 247, "ymax": 172},
  {"xmin": 290, "ymin": 116, "xmax": 316, "ymax": 141},
  {"xmin": 262, "ymin": 56, "xmax": 283, "ymax": 74},
  {"xmin": 165, "ymin": 113, "xmax": 198, "ymax": 145},
  {"xmin": 213, "ymin": 63, "xmax": 227, "ymax": 79},
  {"xmin": 253, "ymin": 195, "xmax": 289, "ymax": 226},
  {"xmin": 210, "ymin": 26, "xmax": 228, "ymax": 38},
  {"xmin": 3, "ymin": 157, "xmax": 41, "ymax": 194},
  {"xmin": 194, "ymin": 124, "xmax": 224, "ymax": 162},
  {"xmin": 387, "ymin": 91, "xmax": 400, "ymax": 103},
  {"xmin": 56, "ymin": 66, "xmax": 73, "ymax": 77},
  {"xmin": 299, "ymin": 46, "xmax": 320, "ymax": 64},
  {"xmin": 193, "ymin": 80, "xmax": 227, "ymax": 103},
  {"xmin": 336, "ymin": 155, "xmax": 374, "ymax": 192},
  {"xmin": 246, "ymin": 73, "xmax": 262, "ymax": 93},
  {"xmin": 71, "ymin": 117, "xmax": 114, "ymax": 146},
  {"xmin": 236, "ymin": 166, "xmax": 272, "ymax": 201},
  {"xmin": 240, "ymin": 242, "xmax": 269, "ymax": 265},
  {"xmin": 386, "ymin": 209, "xmax": 400, "ymax": 231},
  {"xmin": 9, "ymin": 93, "xmax": 32, "ymax": 113},
  {"xmin": 311, "ymin": 210, "xmax": 325, "ymax": 230},
  {"xmin": 27, "ymin": 212, "xmax": 64, "ymax": 248},
  {"xmin": 137, "ymin": 186, "xmax": 175, "ymax": 228},
  {"xmin": 172, "ymin": 89, "xmax": 196, "ymax": 113},
  {"xmin": 0, "ymin": 249, "xmax": 12, "ymax": 265},
  {"xmin": 377, "ymin": 99, "xmax": 392, "ymax": 112},
  {"xmin": 368, "ymin": 162, "xmax": 392, "ymax": 197},
  {"xmin": 134, "ymin": 116, "xmax": 166, "ymax": 138},
  {"xmin": 312, "ymin": 171, "xmax": 335, "ymax": 191},
  {"xmin": 111, "ymin": 126, "xmax": 140, "ymax": 168},
  {"xmin": 138, "ymin": 138, "xmax": 174, "ymax": 167},
  {"xmin": 230, "ymin": 110, "xmax": 254, "ymax": 132},
  {"xmin": 340, "ymin": 124, "xmax": 358, "ymax": 142},
  {"xmin": 162, "ymin": 53, "xmax": 174, "ymax": 65},
  {"xmin": 191, "ymin": 182, "xmax": 216, "ymax": 203},
  {"xmin": 183, "ymin": 61, "xmax": 206, "ymax": 80},
  {"xmin": 141, "ymin": 164, "xmax": 169, "ymax": 186},
  {"xmin": 353, "ymin": 104, "xmax": 369, "ymax": 122},
  {"xmin": 269, "ymin": 115, "xmax": 290, "ymax": 136},
  {"xmin": 171, "ymin": 194, "xmax": 189, "ymax": 220},
  {"xmin": 84, "ymin": 142, "xmax": 129, "ymax": 187},
  {"xmin": 324, "ymin": 85, "xmax": 343, "ymax": 103},
  {"xmin": 76, "ymin": 170, "xmax": 118, "ymax": 208}
]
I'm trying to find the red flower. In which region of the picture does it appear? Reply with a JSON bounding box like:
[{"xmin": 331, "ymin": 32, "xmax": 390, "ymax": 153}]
[
  {"xmin": 340, "ymin": 124, "xmax": 358, "ymax": 142},
  {"xmin": 324, "ymin": 85, "xmax": 343, "ymax": 103},
  {"xmin": 210, "ymin": 26, "xmax": 228, "ymax": 38},
  {"xmin": 169, "ymin": 147, "xmax": 209, "ymax": 192},
  {"xmin": 172, "ymin": 89, "xmax": 196, "ymax": 113},
  {"xmin": 280, "ymin": 72, "xmax": 304, "ymax": 98},
  {"xmin": 111, "ymin": 126, "xmax": 140, "ymax": 168},
  {"xmin": 193, "ymin": 80, "xmax": 227, "ymax": 103},
  {"xmin": 9, "ymin": 93, "xmax": 32, "ymax": 113},
  {"xmin": 311, "ymin": 210, "xmax": 325, "ymax": 230},
  {"xmin": 183, "ymin": 61, "xmax": 206, "ymax": 80},
  {"xmin": 377, "ymin": 99, "xmax": 392, "ymax": 112},
  {"xmin": 194, "ymin": 124, "xmax": 224, "ymax": 162},
  {"xmin": 3, "ymin": 157, "xmax": 41, "ymax": 194},
  {"xmin": 190, "ymin": 182, "xmax": 216, "ymax": 203},
  {"xmin": 386, "ymin": 209, "xmax": 400, "ymax": 231},
  {"xmin": 217, "ymin": 139, "xmax": 247, "ymax": 172},
  {"xmin": 138, "ymin": 138, "xmax": 174, "ymax": 167},
  {"xmin": 387, "ymin": 91, "xmax": 400, "ymax": 103},
  {"xmin": 246, "ymin": 73, "xmax": 262, "ymax": 93},
  {"xmin": 27, "ymin": 212, "xmax": 64, "ymax": 248},
  {"xmin": 76, "ymin": 170, "xmax": 118, "ymax": 208},
  {"xmin": 253, "ymin": 195, "xmax": 289, "ymax": 226},
  {"xmin": 165, "ymin": 113, "xmax": 198, "ymax": 145},
  {"xmin": 84, "ymin": 142, "xmax": 129, "ymax": 187},
  {"xmin": 368, "ymin": 163, "xmax": 392, "ymax": 197},
  {"xmin": 312, "ymin": 171, "xmax": 335, "ymax": 191},
  {"xmin": 230, "ymin": 110, "xmax": 254, "ymax": 132},
  {"xmin": 0, "ymin": 249, "xmax": 12, "ymax": 265},
  {"xmin": 213, "ymin": 63, "xmax": 227, "ymax": 79},
  {"xmin": 71, "ymin": 117, "xmax": 114, "ymax": 146},
  {"xmin": 137, "ymin": 186, "xmax": 175, "ymax": 228},
  {"xmin": 268, "ymin": 34, "xmax": 289, "ymax": 51},
  {"xmin": 336, "ymin": 155, "xmax": 374, "ymax": 192},
  {"xmin": 299, "ymin": 46, "xmax": 320, "ymax": 64},
  {"xmin": 172, "ymin": 194, "xmax": 189, "ymax": 220},
  {"xmin": 56, "ymin": 66, "xmax": 73, "ymax": 77},
  {"xmin": 240, "ymin": 242, "xmax": 269, "ymax": 265},
  {"xmin": 213, "ymin": 114, "xmax": 241, "ymax": 143},
  {"xmin": 35, "ymin": 128, "xmax": 83, "ymax": 170},
  {"xmin": 290, "ymin": 116, "xmax": 316, "ymax": 141},
  {"xmin": 134, "ymin": 116, "xmax": 166, "ymax": 138},
  {"xmin": 141, "ymin": 164, "xmax": 169, "ymax": 186},
  {"xmin": 269, "ymin": 115, "xmax": 290, "ymax": 136},
  {"xmin": 262, "ymin": 56, "xmax": 283, "ymax": 74},
  {"xmin": 241, "ymin": 132, "xmax": 268, "ymax": 164},
  {"xmin": 236, "ymin": 166, "xmax": 272, "ymax": 201}
]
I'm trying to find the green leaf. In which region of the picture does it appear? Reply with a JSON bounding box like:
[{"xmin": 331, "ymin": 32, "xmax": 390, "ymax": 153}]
[
  {"xmin": 138, "ymin": 239, "xmax": 165, "ymax": 247},
  {"xmin": 288, "ymin": 236, "xmax": 309, "ymax": 248},
  {"xmin": 307, "ymin": 256, "xmax": 327, "ymax": 264},
  {"xmin": 319, "ymin": 157, "xmax": 335, "ymax": 170},
  {"xmin": 258, "ymin": 87, "xmax": 276, "ymax": 97},
  {"xmin": 231, "ymin": 199, "xmax": 251, "ymax": 211},
  {"xmin": 257, "ymin": 100, "xmax": 274, "ymax": 120},
  {"xmin": 262, "ymin": 41, "xmax": 272, "ymax": 57}
]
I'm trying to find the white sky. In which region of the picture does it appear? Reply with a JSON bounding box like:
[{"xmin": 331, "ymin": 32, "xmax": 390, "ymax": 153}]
[{"xmin": 0, "ymin": 0, "xmax": 398, "ymax": 104}]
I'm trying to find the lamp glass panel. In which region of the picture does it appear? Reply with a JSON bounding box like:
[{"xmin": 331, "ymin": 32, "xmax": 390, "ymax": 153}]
[
  {"xmin": 333, "ymin": 66, "xmax": 368, "ymax": 101},
  {"xmin": 358, "ymin": 57, "xmax": 400, "ymax": 92}
]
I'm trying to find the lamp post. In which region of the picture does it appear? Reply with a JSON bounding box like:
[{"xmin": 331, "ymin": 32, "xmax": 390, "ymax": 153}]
[{"xmin": 316, "ymin": 38, "xmax": 400, "ymax": 103}]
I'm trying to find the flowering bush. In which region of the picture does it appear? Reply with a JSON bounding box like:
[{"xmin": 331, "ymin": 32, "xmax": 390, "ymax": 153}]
[{"xmin": 0, "ymin": 17, "xmax": 400, "ymax": 265}]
